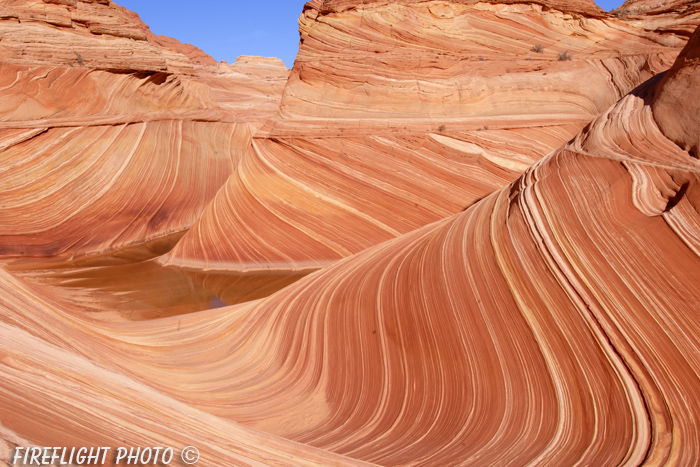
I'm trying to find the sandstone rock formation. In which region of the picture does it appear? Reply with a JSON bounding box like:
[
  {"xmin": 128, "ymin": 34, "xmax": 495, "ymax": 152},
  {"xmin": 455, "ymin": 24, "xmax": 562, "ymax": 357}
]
[
  {"xmin": 652, "ymin": 24, "xmax": 700, "ymax": 158},
  {"xmin": 164, "ymin": 0, "xmax": 700, "ymax": 273},
  {"xmin": 3, "ymin": 29, "xmax": 700, "ymax": 464},
  {"xmin": 150, "ymin": 34, "xmax": 219, "ymax": 65},
  {"xmin": 0, "ymin": 0, "xmax": 288, "ymax": 263},
  {"xmin": 2, "ymin": 0, "xmax": 700, "ymax": 466}
]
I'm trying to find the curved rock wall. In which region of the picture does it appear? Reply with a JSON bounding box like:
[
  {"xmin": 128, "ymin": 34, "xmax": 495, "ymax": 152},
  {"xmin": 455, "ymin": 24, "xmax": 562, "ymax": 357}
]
[
  {"xmin": 0, "ymin": 0, "xmax": 288, "ymax": 263},
  {"xmin": 2, "ymin": 1, "xmax": 700, "ymax": 466},
  {"xmin": 166, "ymin": 0, "xmax": 698, "ymax": 272}
]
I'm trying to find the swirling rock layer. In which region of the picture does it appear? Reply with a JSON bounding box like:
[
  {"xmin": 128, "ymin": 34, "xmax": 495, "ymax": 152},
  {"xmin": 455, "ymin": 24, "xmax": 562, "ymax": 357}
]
[
  {"xmin": 3, "ymin": 47, "xmax": 700, "ymax": 464},
  {"xmin": 0, "ymin": 0, "xmax": 288, "ymax": 263},
  {"xmin": 2, "ymin": 1, "xmax": 700, "ymax": 467},
  {"xmin": 166, "ymin": 0, "xmax": 699, "ymax": 272}
]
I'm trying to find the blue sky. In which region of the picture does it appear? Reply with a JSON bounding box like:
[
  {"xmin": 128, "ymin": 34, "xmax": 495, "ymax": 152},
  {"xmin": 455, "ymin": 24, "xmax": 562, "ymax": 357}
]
[
  {"xmin": 114, "ymin": 0, "xmax": 626, "ymax": 69},
  {"xmin": 595, "ymin": 0, "xmax": 627, "ymax": 10},
  {"xmin": 115, "ymin": 0, "xmax": 307, "ymax": 68}
]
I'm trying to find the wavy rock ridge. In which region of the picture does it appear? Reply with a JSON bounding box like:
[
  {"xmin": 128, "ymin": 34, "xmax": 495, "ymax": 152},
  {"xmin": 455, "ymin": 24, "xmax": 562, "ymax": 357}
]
[
  {"xmin": 1, "ymin": 1, "xmax": 700, "ymax": 467},
  {"xmin": 0, "ymin": 0, "xmax": 288, "ymax": 263},
  {"xmin": 164, "ymin": 0, "xmax": 700, "ymax": 273}
]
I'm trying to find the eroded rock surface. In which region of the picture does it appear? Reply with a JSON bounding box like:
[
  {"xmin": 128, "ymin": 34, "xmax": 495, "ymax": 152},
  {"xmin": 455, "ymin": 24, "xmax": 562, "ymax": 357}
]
[
  {"xmin": 0, "ymin": 0, "xmax": 288, "ymax": 263},
  {"xmin": 2, "ymin": 1, "xmax": 700, "ymax": 466},
  {"xmin": 165, "ymin": 0, "xmax": 700, "ymax": 272}
]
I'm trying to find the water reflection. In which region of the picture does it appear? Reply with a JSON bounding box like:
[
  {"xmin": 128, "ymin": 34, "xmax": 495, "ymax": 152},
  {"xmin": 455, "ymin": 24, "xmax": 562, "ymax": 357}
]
[
  {"xmin": 208, "ymin": 296, "xmax": 228, "ymax": 310},
  {"xmin": 10, "ymin": 258, "xmax": 313, "ymax": 320}
]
